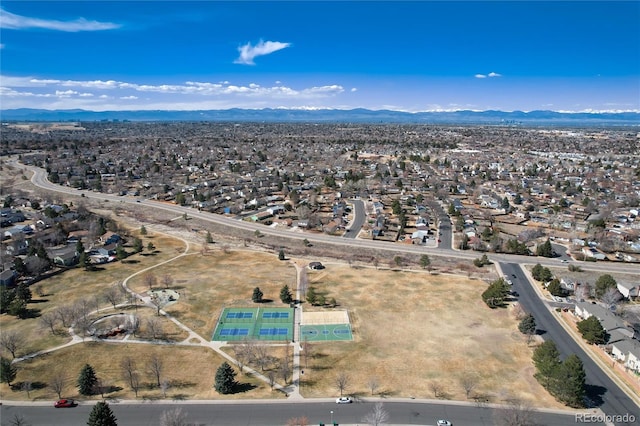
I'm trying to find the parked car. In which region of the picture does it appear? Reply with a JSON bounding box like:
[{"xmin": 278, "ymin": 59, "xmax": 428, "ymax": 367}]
[
  {"xmin": 437, "ymin": 421, "xmax": 452, "ymax": 426},
  {"xmin": 336, "ymin": 396, "xmax": 352, "ymax": 404},
  {"xmin": 54, "ymin": 399, "xmax": 77, "ymax": 408}
]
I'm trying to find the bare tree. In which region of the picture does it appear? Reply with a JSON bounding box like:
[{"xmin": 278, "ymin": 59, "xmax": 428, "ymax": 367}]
[
  {"xmin": 146, "ymin": 317, "xmax": 164, "ymax": 340},
  {"xmin": 254, "ymin": 341, "xmax": 271, "ymax": 372},
  {"xmin": 429, "ymin": 381, "xmax": 444, "ymax": 398},
  {"xmin": 159, "ymin": 407, "xmax": 188, "ymax": 426},
  {"xmin": 150, "ymin": 293, "xmax": 167, "ymax": 316},
  {"xmin": 460, "ymin": 373, "xmax": 478, "ymax": 399},
  {"xmin": 144, "ymin": 272, "xmax": 158, "ymax": 291},
  {"xmin": 21, "ymin": 381, "xmax": 33, "ymax": 399},
  {"xmin": 148, "ymin": 354, "xmax": 164, "ymax": 387},
  {"xmin": 367, "ymin": 377, "xmax": 380, "ymax": 395},
  {"xmin": 130, "ymin": 371, "xmax": 141, "ymax": 398},
  {"xmin": 301, "ymin": 338, "xmax": 311, "ymax": 369},
  {"xmin": 0, "ymin": 330, "xmax": 25, "ymax": 359},
  {"xmin": 574, "ymin": 283, "xmax": 591, "ymax": 301},
  {"xmin": 120, "ymin": 356, "xmax": 138, "ymax": 393},
  {"xmin": 267, "ymin": 370, "xmax": 276, "ymax": 390},
  {"xmin": 103, "ymin": 285, "xmax": 121, "ymax": 310},
  {"xmin": 7, "ymin": 413, "xmax": 30, "ymax": 426},
  {"xmin": 54, "ymin": 305, "xmax": 74, "ymax": 328},
  {"xmin": 125, "ymin": 314, "xmax": 140, "ymax": 336},
  {"xmin": 362, "ymin": 402, "xmax": 389, "ymax": 426},
  {"xmin": 160, "ymin": 379, "xmax": 170, "ymax": 398},
  {"xmin": 162, "ymin": 274, "xmax": 174, "ymax": 289},
  {"xmin": 39, "ymin": 312, "xmax": 58, "ymax": 335},
  {"xmin": 335, "ymin": 372, "xmax": 350, "ymax": 396},
  {"xmin": 50, "ymin": 371, "xmax": 67, "ymax": 399},
  {"xmin": 601, "ymin": 287, "xmax": 623, "ymax": 307},
  {"xmin": 493, "ymin": 398, "xmax": 537, "ymax": 426},
  {"xmin": 279, "ymin": 359, "xmax": 291, "ymax": 385}
]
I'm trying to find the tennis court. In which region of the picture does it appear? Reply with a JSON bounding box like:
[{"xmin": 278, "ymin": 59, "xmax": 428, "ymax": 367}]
[{"xmin": 212, "ymin": 307, "xmax": 294, "ymax": 341}]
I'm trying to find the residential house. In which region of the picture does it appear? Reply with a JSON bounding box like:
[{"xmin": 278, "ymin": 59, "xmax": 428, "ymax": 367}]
[
  {"xmin": 617, "ymin": 282, "xmax": 639, "ymax": 299},
  {"xmin": 49, "ymin": 246, "xmax": 79, "ymax": 267},
  {"xmin": 574, "ymin": 300, "xmax": 634, "ymax": 343},
  {"xmin": 0, "ymin": 269, "xmax": 17, "ymax": 286},
  {"xmin": 611, "ymin": 339, "xmax": 640, "ymax": 373}
]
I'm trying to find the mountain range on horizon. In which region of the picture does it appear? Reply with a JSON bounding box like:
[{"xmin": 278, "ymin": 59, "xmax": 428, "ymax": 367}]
[{"xmin": 1, "ymin": 108, "xmax": 639, "ymax": 126}]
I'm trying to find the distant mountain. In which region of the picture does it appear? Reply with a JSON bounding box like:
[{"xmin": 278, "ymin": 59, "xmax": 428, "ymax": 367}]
[{"xmin": 1, "ymin": 108, "xmax": 639, "ymax": 126}]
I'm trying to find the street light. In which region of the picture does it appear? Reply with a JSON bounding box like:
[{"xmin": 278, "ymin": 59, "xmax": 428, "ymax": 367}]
[{"xmin": 330, "ymin": 410, "xmax": 334, "ymax": 424}]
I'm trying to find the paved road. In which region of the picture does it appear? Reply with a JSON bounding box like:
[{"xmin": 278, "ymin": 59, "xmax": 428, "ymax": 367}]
[
  {"xmin": 0, "ymin": 400, "xmax": 596, "ymax": 426},
  {"xmin": 500, "ymin": 263, "xmax": 639, "ymax": 424},
  {"xmin": 344, "ymin": 199, "xmax": 365, "ymax": 239}
]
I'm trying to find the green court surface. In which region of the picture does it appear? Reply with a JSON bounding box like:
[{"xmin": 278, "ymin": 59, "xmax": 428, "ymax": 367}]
[
  {"xmin": 212, "ymin": 307, "xmax": 294, "ymax": 341},
  {"xmin": 300, "ymin": 324, "xmax": 353, "ymax": 342}
]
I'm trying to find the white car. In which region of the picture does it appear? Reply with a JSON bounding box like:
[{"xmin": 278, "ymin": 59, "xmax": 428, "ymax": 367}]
[
  {"xmin": 437, "ymin": 421, "xmax": 452, "ymax": 426},
  {"xmin": 336, "ymin": 396, "xmax": 352, "ymax": 404}
]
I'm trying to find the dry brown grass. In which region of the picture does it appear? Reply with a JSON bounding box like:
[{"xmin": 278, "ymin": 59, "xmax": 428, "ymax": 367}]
[
  {"xmin": 300, "ymin": 265, "xmax": 564, "ymax": 408},
  {"xmin": 0, "ymin": 232, "xmax": 187, "ymax": 358},
  {"xmin": 132, "ymin": 249, "xmax": 297, "ymax": 338},
  {"xmin": 0, "ymin": 343, "xmax": 278, "ymax": 401}
]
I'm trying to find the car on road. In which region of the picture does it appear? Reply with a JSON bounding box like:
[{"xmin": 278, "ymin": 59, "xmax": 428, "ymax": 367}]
[
  {"xmin": 336, "ymin": 397, "xmax": 352, "ymax": 404},
  {"xmin": 54, "ymin": 399, "xmax": 77, "ymax": 408},
  {"xmin": 437, "ymin": 420, "xmax": 452, "ymax": 426}
]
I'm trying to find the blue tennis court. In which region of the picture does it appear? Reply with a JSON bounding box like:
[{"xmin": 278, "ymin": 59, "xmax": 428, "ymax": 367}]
[{"xmin": 212, "ymin": 307, "xmax": 294, "ymax": 341}]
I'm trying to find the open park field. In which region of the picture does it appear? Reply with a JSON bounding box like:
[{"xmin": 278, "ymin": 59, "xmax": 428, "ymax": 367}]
[{"xmin": 1, "ymin": 223, "xmax": 561, "ymax": 408}]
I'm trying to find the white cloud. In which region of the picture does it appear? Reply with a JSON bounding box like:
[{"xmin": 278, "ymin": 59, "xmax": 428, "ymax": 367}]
[
  {"xmin": 350, "ymin": 88, "xmax": 358, "ymax": 92},
  {"xmin": 120, "ymin": 96, "xmax": 138, "ymax": 100},
  {"xmin": 0, "ymin": 43, "xmax": 4, "ymax": 49},
  {"xmin": 55, "ymin": 90, "xmax": 78, "ymax": 97},
  {"xmin": 0, "ymin": 7, "xmax": 121, "ymax": 32},
  {"xmin": 234, "ymin": 40, "xmax": 291, "ymax": 65},
  {"xmin": 476, "ymin": 72, "xmax": 502, "ymax": 79}
]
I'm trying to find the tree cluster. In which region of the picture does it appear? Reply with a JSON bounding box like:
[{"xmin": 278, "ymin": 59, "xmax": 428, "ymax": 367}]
[
  {"xmin": 481, "ymin": 278, "xmax": 510, "ymax": 308},
  {"xmin": 532, "ymin": 341, "xmax": 586, "ymax": 408},
  {"xmin": 473, "ymin": 254, "xmax": 491, "ymax": 268},
  {"xmin": 536, "ymin": 239, "xmax": 554, "ymax": 257},
  {"xmin": 531, "ymin": 264, "xmax": 553, "ymax": 282}
]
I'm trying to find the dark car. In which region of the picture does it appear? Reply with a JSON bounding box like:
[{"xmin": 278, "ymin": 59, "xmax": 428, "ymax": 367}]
[{"xmin": 54, "ymin": 399, "xmax": 77, "ymax": 408}]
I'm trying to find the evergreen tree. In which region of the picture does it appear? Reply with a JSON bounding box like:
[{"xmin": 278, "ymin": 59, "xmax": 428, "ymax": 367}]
[
  {"xmin": 481, "ymin": 278, "xmax": 510, "ymax": 308},
  {"xmin": 252, "ymin": 287, "xmax": 263, "ymax": 303},
  {"xmin": 87, "ymin": 401, "xmax": 118, "ymax": 426},
  {"xmin": 0, "ymin": 287, "xmax": 16, "ymax": 314},
  {"xmin": 15, "ymin": 283, "xmax": 32, "ymax": 303},
  {"xmin": 306, "ymin": 287, "xmax": 318, "ymax": 305},
  {"xmin": 518, "ymin": 314, "xmax": 537, "ymax": 336},
  {"xmin": 595, "ymin": 274, "xmax": 617, "ymax": 298},
  {"xmin": 13, "ymin": 257, "xmax": 27, "ymax": 275},
  {"xmin": 214, "ymin": 362, "xmax": 236, "ymax": 394},
  {"xmin": 140, "ymin": 225, "xmax": 147, "ymax": 236},
  {"xmin": 77, "ymin": 364, "xmax": 98, "ymax": 395},
  {"xmin": 280, "ymin": 285, "xmax": 293, "ymax": 304},
  {"xmin": 532, "ymin": 340, "xmax": 561, "ymax": 387},
  {"xmin": 206, "ymin": 231, "xmax": 213, "ymax": 244},
  {"xmin": 132, "ymin": 238, "xmax": 143, "ymax": 253},
  {"xmin": 576, "ymin": 316, "xmax": 607, "ymax": 345},
  {"xmin": 531, "ymin": 263, "xmax": 545, "ymax": 281},
  {"xmin": 536, "ymin": 239, "xmax": 554, "ymax": 257},
  {"xmin": 552, "ymin": 354, "xmax": 586, "ymax": 408},
  {"xmin": 278, "ymin": 249, "xmax": 285, "ymax": 261},
  {"xmin": 547, "ymin": 279, "xmax": 565, "ymax": 297},
  {"xmin": 0, "ymin": 357, "xmax": 17, "ymax": 386},
  {"xmin": 420, "ymin": 254, "xmax": 431, "ymax": 270}
]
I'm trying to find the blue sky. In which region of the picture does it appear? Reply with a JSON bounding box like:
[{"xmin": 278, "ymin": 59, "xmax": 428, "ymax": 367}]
[{"xmin": 1, "ymin": 1, "xmax": 638, "ymax": 112}]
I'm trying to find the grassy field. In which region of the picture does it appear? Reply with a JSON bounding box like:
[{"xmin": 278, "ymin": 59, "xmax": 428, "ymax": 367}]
[
  {"xmin": 1, "ymin": 223, "xmax": 562, "ymax": 407},
  {"xmin": 299, "ymin": 265, "xmax": 563, "ymax": 408},
  {"xmin": 1, "ymin": 343, "xmax": 278, "ymax": 401},
  {"xmin": 128, "ymin": 250, "xmax": 297, "ymax": 339}
]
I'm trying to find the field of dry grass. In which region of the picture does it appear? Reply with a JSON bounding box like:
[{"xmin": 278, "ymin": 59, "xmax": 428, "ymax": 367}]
[
  {"xmin": 1, "ymin": 220, "xmax": 563, "ymax": 407},
  {"xmin": 2, "ymin": 343, "xmax": 278, "ymax": 401},
  {"xmin": 299, "ymin": 265, "xmax": 564, "ymax": 408}
]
